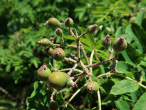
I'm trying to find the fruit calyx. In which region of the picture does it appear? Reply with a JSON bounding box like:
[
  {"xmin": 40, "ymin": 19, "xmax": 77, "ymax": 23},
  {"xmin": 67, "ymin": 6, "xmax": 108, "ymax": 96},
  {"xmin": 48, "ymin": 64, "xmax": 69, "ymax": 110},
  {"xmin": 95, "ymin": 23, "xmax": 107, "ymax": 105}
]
[
  {"xmin": 65, "ymin": 17, "xmax": 74, "ymax": 27},
  {"xmin": 86, "ymin": 81, "xmax": 99, "ymax": 93},
  {"xmin": 37, "ymin": 64, "xmax": 51, "ymax": 81}
]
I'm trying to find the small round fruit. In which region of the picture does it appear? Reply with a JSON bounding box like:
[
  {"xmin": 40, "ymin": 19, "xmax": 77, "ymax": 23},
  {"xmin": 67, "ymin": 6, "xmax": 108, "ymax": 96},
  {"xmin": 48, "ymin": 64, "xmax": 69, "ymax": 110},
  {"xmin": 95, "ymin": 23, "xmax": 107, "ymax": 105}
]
[
  {"xmin": 37, "ymin": 65, "xmax": 51, "ymax": 81},
  {"xmin": 102, "ymin": 35, "xmax": 111, "ymax": 49},
  {"xmin": 113, "ymin": 37, "xmax": 127, "ymax": 53},
  {"xmin": 45, "ymin": 18, "xmax": 60, "ymax": 28},
  {"xmin": 86, "ymin": 81, "xmax": 99, "ymax": 93},
  {"xmin": 49, "ymin": 101, "xmax": 58, "ymax": 110},
  {"xmin": 53, "ymin": 48, "xmax": 65, "ymax": 61},
  {"xmin": 56, "ymin": 28, "xmax": 63, "ymax": 36},
  {"xmin": 86, "ymin": 24, "xmax": 97, "ymax": 33},
  {"xmin": 65, "ymin": 17, "xmax": 74, "ymax": 27},
  {"xmin": 48, "ymin": 72, "xmax": 68, "ymax": 89},
  {"xmin": 37, "ymin": 38, "xmax": 53, "ymax": 47}
]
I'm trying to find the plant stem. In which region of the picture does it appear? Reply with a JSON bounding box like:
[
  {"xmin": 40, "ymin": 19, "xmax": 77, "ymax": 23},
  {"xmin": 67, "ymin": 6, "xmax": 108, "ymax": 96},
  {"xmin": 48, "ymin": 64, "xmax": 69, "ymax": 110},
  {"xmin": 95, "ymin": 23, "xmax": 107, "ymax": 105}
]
[
  {"xmin": 50, "ymin": 89, "xmax": 56, "ymax": 101},
  {"xmin": 64, "ymin": 57, "xmax": 77, "ymax": 63},
  {"xmin": 67, "ymin": 63, "xmax": 78, "ymax": 76},
  {"xmin": 53, "ymin": 59, "xmax": 57, "ymax": 71},
  {"xmin": 89, "ymin": 49, "xmax": 94, "ymax": 74},
  {"xmin": 53, "ymin": 44, "xmax": 77, "ymax": 48},
  {"xmin": 97, "ymin": 90, "xmax": 101, "ymax": 110},
  {"xmin": 58, "ymin": 68, "xmax": 83, "ymax": 73}
]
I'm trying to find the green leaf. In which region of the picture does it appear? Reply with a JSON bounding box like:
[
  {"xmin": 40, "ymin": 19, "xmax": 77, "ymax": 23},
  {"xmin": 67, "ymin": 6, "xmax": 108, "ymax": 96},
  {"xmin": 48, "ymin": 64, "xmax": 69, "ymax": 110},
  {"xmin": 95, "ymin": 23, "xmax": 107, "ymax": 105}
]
[
  {"xmin": 26, "ymin": 97, "xmax": 48, "ymax": 110},
  {"xmin": 55, "ymin": 92, "xmax": 64, "ymax": 106},
  {"xmin": 131, "ymin": 23, "xmax": 146, "ymax": 52},
  {"xmin": 135, "ymin": 11, "xmax": 144, "ymax": 25},
  {"xmin": 115, "ymin": 100, "xmax": 130, "ymax": 110},
  {"xmin": 133, "ymin": 93, "xmax": 146, "ymax": 110},
  {"xmin": 126, "ymin": 44, "xmax": 143, "ymax": 64},
  {"xmin": 110, "ymin": 80, "xmax": 139, "ymax": 95},
  {"xmin": 66, "ymin": 104, "xmax": 76, "ymax": 110},
  {"xmin": 117, "ymin": 61, "xmax": 129, "ymax": 73}
]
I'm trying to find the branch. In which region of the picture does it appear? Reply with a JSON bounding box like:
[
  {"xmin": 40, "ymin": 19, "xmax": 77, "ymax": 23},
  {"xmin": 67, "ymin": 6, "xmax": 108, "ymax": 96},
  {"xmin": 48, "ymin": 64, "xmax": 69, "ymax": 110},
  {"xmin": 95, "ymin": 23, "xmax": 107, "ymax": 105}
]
[{"xmin": 0, "ymin": 87, "xmax": 16, "ymax": 100}]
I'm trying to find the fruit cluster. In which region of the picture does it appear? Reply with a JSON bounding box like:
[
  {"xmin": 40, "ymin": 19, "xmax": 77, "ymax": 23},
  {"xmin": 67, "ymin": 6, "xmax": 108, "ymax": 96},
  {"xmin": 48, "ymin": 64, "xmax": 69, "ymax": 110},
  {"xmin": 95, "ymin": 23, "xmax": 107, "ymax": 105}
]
[{"xmin": 37, "ymin": 17, "xmax": 127, "ymax": 109}]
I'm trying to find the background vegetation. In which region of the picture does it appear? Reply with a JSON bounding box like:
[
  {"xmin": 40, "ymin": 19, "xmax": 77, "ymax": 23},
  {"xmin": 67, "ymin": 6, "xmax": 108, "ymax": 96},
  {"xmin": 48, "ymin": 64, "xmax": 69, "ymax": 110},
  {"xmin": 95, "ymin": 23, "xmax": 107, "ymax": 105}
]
[{"xmin": 0, "ymin": 0, "xmax": 145, "ymax": 109}]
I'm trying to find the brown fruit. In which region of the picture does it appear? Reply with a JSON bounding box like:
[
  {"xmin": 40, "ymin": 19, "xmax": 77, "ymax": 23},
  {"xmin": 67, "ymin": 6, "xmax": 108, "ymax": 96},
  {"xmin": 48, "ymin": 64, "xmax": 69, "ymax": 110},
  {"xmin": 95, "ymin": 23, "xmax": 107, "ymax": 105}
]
[{"xmin": 53, "ymin": 48, "xmax": 65, "ymax": 61}]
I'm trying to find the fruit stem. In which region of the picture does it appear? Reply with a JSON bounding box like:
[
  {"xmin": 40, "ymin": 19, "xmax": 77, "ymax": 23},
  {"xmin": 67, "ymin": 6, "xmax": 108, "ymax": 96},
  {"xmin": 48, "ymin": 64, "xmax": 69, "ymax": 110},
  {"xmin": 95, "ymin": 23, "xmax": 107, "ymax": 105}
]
[
  {"xmin": 97, "ymin": 90, "xmax": 102, "ymax": 110},
  {"xmin": 50, "ymin": 89, "xmax": 56, "ymax": 101},
  {"xmin": 52, "ymin": 44, "xmax": 77, "ymax": 48},
  {"xmin": 58, "ymin": 68, "xmax": 83, "ymax": 73},
  {"xmin": 86, "ymin": 55, "xmax": 117, "ymax": 68},
  {"xmin": 69, "ymin": 28, "xmax": 77, "ymax": 39},
  {"xmin": 76, "ymin": 31, "xmax": 87, "ymax": 40},
  {"xmin": 60, "ymin": 36, "xmax": 64, "ymax": 45},
  {"xmin": 67, "ymin": 63, "xmax": 78, "ymax": 76},
  {"xmin": 80, "ymin": 42, "xmax": 89, "ymax": 65},
  {"xmin": 64, "ymin": 57, "xmax": 77, "ymax": 63},
  {"xmin": 53, "ymin": 59, "xmax": 57, "ymax": 71},
  {"xmin": 89, "ymin": 49, "xmax": 94, "ymax": 75}
]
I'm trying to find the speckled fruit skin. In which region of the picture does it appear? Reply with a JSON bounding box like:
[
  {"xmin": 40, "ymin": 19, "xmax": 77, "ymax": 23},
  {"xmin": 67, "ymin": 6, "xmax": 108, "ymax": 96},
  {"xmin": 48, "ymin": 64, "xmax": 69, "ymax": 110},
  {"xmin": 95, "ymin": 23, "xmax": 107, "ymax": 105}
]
[
  {"xmin": 65, "ymin": 17, "xmax": 74, "ymax": 27},
  {"xmin": 37, "ymin": 65, "xmax": 51, "ymax": 81},
  {"xmin": 87, "ymin": 81, "xmax": 99, "ymax": 93},
  {"xmin": 56, "ymin": 28, "xmax": 63, "ymax": 36},
  {"xmin": 86, "ymin": 24, "xmax": 97, "ymax": 33},
  {"xmin": 53, "ymin": 48, "xmax": 65, "ymax": 61},
  {"xmin": 102, "ymin": 35, "xmax": 111, "ymax": 49},
  {"xmin": 113, "ymin": 37, "xmax": 127, "ymax": 53},
  {"xmin": 47, "ymin": 18, "xmax": 60, "ymax": 28},
  {"xmin": 49, "ymin": 101, "xmax": 58, "ymax": 110},
  {"xmin": 48, "ymin": 72, "xmax": 68, "ymax": 89}
]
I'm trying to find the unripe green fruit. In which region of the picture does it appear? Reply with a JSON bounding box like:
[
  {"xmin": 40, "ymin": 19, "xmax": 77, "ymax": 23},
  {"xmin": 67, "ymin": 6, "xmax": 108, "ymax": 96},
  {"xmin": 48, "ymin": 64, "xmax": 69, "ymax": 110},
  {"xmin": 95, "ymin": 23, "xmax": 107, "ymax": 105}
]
[
  {"xmin": 56, "ymin": 28, "xmax": 63, "ymax": 36},
  {"xmin": 45, "ymin": 48, "xmax": 54, "ymax": 55},
  {"xmin": 53, "ymin": 48, "xmax": 65, "ymax": 61},
  {"xmin": 86, "ymin": 81, "xmax": 99, "ymax": 93},
  {"xmin": 113, "ymin": 37, "xmax": 127, "ymax": 53},
  {"xmin": 86, "ymin": 24, "xmax": 97, "ymax": 33},
  {"xmin": 37, "ymin": 65, "xmax": 51, "ymax": 81},
  {"xmin": 48, "ymin": 72, "xmax": 68, "ymax": 89},
  {"xmin": 37, "ymin": 38, "xmax": 53, "ymax": 47},
  {"xmin": 49, "ymin": 101, "xmax": 58, "ymax": 110},
  {"xmin": 45, "ymin": 18, "xmax": 60, "ymax": 28},
  {"xmin": 102, "ymin": 35, "xmax": 111, "ymax": 49},
  {"xmin": 65, "ymin": 17, "xmax": 74, "ymax": 27}
]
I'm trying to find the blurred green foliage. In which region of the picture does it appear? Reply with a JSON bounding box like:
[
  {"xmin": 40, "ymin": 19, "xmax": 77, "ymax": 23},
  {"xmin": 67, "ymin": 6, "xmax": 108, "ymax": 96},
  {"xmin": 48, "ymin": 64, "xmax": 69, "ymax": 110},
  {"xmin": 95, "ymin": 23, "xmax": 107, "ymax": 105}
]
[{"xmin": 0, "ymin": 0, "xmax": 146, "ymax": 109}]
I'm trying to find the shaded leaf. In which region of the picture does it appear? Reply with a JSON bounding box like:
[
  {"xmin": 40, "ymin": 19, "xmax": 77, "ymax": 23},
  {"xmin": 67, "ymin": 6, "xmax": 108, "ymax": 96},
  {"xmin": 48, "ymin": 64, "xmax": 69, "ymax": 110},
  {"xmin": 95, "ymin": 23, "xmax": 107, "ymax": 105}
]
[{"xmin": 111, "ymin": 80, "xmax": 139, "ymax": 95}]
